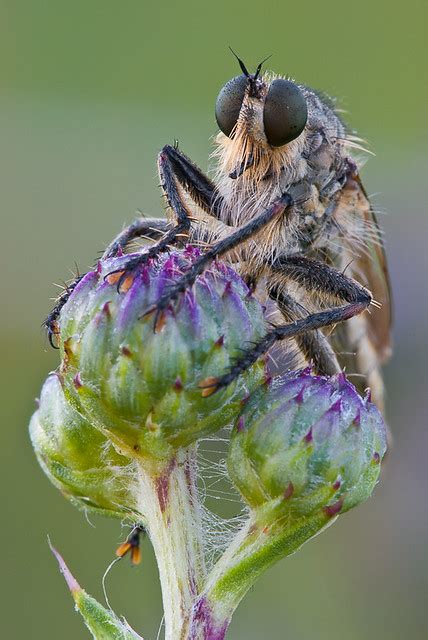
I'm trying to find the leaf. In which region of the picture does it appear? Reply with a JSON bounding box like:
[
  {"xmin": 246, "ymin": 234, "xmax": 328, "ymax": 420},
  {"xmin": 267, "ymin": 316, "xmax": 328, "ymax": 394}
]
[{"xmin": 49, "ymin": 540, "xmax": 143, "ymax": 640}]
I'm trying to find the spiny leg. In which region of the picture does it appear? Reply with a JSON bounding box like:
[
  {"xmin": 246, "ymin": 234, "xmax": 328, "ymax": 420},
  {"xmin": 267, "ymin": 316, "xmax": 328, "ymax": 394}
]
[
  {"xmin": 106, "ymin": 149, "xmax": 194, "ymax": 287},
  {"xmin": 267, "ymin": 252, "xmax": 372, "ymax": 376},
  {"xmin": 201, "ymin": 254, "xmax": 372, "ymax": 393},
  {"xmin": 269, "ymin": 254, "xmax": 373, "ymax": 305},
  {"xmin": 162, "ymin": 144, "xmax": 224, "ymax": 218},
  {"xmin": 106, "ymin": 144, "xmax": 225, "ymax": 290},
  {"xmin": 148, "ymin": 193, "xmax": 293, "ymax": 331},
  {"xmin": 44, "ymin": 275, "xmax": 85, "ymax": 348},
  {"xmin": 269, "ymin": 287, "xmax": 341, "ymax": 376},
  {"xmin": 45, "ymin": 219, "xmax": 170, "ymax": 347},
  {"xmin": 103, "ymin": 217, "xmax": 170, "ymax": 259},
  {"xmin": 47, "ymin": 144, "xmax": 226, "ymax": 342}
]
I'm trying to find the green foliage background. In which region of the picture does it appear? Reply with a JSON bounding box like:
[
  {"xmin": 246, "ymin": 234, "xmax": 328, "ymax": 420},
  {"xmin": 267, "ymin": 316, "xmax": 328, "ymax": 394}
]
[{"xmin": 1, "ymin": 1, "xmax": 427, "ymax": 638}]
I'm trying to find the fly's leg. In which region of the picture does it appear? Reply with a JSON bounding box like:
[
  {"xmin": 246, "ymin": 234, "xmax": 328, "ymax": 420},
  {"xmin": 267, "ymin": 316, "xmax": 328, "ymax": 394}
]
[
  {"xmin": 106, "ymin": 144, "xmax": 225, "ymax": 290},
  {"xmin": 160, "ymin": 143, "xmax": 224, "ymax": 218},
  {"xmin": 44, "ymin": 275, "xmax": 85, "ymax": 348},
  {"xmin": 46, "ymin": 144, "xmax": 223, "ymax": 345},
  {"xmin": 200, "ymin": 255, "xmax": 372, "ymax": 393},
  {"xmin": 44, "ymin": 219, "xmax": 170, "ymax": 347},
  {"xmin": 147, "ymin": 193, "xmax": 293, "ymax": 332},
  {"xmin": 103, "ymin": 217, "xmax": 171, "ymax": 259},
  {"xmin": 269, "ymin": 287, "xmax": 341, "ymax": 376}
]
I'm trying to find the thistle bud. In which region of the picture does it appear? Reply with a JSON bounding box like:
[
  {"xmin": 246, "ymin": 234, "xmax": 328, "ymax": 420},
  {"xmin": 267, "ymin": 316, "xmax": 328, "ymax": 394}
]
[
  {"xmin": 228, "ymin": 370, "xmax": 387, "ymax": 520},
  {"xmin": 29, "ymin": 374, "xmax": 138, "ymax": 519},
  {"xmin": 57, "ymin": 248, "xmax": 265, "ymax": 460}
]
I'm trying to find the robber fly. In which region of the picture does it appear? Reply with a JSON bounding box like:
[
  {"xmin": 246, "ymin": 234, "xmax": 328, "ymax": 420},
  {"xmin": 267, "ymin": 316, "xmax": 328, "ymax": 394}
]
[{"xmin": 46, "ymin": 51, "xmax": 392, "ymax": 411}]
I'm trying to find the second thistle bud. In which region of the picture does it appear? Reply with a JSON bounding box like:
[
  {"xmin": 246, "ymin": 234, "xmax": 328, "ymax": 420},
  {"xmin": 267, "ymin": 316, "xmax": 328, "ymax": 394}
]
[{"xmin": 228, "ymin": 370, "xmax": 387, "ymax": 520}]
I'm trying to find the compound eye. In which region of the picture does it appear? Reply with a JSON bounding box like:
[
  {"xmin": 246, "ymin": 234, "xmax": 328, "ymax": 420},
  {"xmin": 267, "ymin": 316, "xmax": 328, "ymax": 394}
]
[
  {"xmin": 215, "ymin": 75, "xmax": 248, "ymax": 138},
  {"xmin": 263, "ymin": 79, "xmax": 308, "ymax": 147}
]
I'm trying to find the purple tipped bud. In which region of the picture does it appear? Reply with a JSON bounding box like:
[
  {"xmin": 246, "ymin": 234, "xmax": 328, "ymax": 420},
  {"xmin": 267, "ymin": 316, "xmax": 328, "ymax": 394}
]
[
  {"xmin": 48, "ymin": 248, "xmax": 266, "ymax": 460},
  {"xmin": 228, "ymin": 370, "xmax": 387, "ymax": 518}
]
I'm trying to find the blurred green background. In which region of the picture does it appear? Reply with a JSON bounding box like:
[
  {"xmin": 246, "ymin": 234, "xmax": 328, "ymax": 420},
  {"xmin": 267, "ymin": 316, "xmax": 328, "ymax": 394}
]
[{"xmin": 1, "ymin": 1, "xmax": 427, "ymax": 638}]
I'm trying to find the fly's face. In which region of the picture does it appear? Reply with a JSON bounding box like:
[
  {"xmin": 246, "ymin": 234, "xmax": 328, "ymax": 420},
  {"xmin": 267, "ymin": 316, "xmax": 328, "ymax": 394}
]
[{"xmin": 213, "ymin": 56, "xmax": 309, "ymax": 193}]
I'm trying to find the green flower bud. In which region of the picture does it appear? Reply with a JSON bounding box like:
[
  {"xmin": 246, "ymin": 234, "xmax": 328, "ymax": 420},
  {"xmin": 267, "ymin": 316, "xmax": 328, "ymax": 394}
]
[
  {"xmin": 29, "ymin": 374, "xmax": 138, "ymax": 519},
  {"xmin": 228, "ymin": 370, "xmax": 387, "ymax": 520},
  {"xmin": 57, "ymin": 247, "xmax": 265, "ymax": 460}
]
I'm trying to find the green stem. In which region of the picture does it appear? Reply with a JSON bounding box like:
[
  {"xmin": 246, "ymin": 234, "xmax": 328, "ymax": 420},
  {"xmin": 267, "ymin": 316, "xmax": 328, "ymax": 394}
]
[
  {"xmin": 203, "ymin": 504, "xmax": 332, "ymax": 627},
  {"xmin": 135, "ymin": 447, "xmax": 206, "ymax": 640}
]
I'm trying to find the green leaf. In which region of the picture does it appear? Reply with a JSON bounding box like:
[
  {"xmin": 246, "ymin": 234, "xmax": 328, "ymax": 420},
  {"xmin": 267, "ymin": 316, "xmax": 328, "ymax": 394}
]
[{"xmin": 49, "ymin": 541, "xmax": 142, "ymax": 640}]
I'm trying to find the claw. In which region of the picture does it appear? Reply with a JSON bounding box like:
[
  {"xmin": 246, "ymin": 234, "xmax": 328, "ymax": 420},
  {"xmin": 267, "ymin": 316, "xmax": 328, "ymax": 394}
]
[
  {"xmin": 105, "ymin": 271, "xmax": 124, "ymax": 286},
  {"xmin": 47, "ymin": 321, "xmax": 60, "ymax": 349},
  {"xmin": 105, "ymin": 269, "xmax": 135, "ymax": 292},
  {"xmin": 105, "ymin": 253, "xmax": 151, "ymax": 292},
  {"xmin": 141, "ymin": 305, "xmax": 156, "ymax": 319},
  {"xmin": 117, "ymin": 272, "xmax": 135, "ymax": 293},
  {"xmin": 141, "ymin": 304, "xmax": 169, "ymax": 333},
  {"xmin": 154, "ymin": 308, "xmax": 168, "ymax": 333},
  {"xmin": 198, "ymin": 376, "xmax": 220, "ymax": 397}
]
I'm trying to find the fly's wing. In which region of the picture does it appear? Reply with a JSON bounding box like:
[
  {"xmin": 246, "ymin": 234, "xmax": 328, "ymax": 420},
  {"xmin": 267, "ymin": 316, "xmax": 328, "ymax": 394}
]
[
  {"xmin": 352, "ymin": 173, "xmax": 392, "ymax": 363},
  {"xmin": 326, "ymin": 172, "xmax": 392, "ymax": 410},
  {"xmin": 334, "ymin": 172, "xmax": 392, "ymax": 361}
]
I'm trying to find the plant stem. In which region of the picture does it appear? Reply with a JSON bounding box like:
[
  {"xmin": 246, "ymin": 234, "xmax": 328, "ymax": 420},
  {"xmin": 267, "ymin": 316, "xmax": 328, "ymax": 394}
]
[
  {"xmin": 135, "ymin": 454, "xmax": 332, "ymax": 639},
  {"xmin": 135, "ymin": 447, "xmax": 206, "ymax": 640},
  {"xmin": 201, "ymin": 505, "xmax": 332, "ymax": 628}
]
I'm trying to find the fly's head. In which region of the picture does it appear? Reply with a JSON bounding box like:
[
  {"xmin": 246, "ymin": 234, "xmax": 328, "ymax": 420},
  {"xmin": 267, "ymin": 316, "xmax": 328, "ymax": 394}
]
[{"xmin": 213, "ymin": 52, "xmax": 309, "ymax": 211}]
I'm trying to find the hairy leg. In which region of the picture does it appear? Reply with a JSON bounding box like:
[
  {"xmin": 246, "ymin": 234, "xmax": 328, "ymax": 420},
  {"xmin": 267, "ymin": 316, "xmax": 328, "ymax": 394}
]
[
  {"xmin": 160, "ymin": 144, "xmax": 224, "ymax": 218},
  {"xmin": 47, "ymin": 143, "xmax": 229, "ymax": 344},
  {"xmin": 44, "ymin": 218, "xmax": 170, "ymax": 347},
  {"xmin": 200, "ymin": 254, "xmax": 372, "ymax": 393},
  {"xmin": 268, "ymin": 286, "xmax": 341, "ymax": 376},
  {"xmin": 106, "ymin": 144, "xmax": 227, "ymax": 290},
  {"xmin": 103, "ymin": 217, "xmax": 170, "ymax": 258},
  {"xmin": 147, "ymin": 193, "xmax": 293, "ymax": 331}
]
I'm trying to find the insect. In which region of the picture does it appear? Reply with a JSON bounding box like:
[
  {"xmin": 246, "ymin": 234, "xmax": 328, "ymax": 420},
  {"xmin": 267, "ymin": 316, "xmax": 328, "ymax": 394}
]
[
  {"xmin": 47, "ymin": 51, "xmax": 391, "ymax": 411},
  {"xmin": 115, "ymin": 525, "xmax": 146, "ymax": 565}
]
